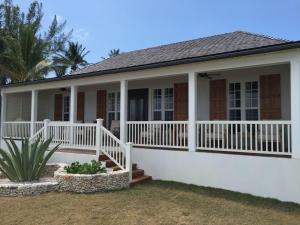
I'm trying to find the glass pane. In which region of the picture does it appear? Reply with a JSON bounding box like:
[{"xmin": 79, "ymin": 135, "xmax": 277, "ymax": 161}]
[
  {"xmin": 116, "ymin": 92, "xmax": 120, "ymax": 111},
  {"xmin": 164, "ymin": 88, "xmax": 174, "ymax": 110},
  {"xmin": 246, "ymin": 109, "xmax": 258, "ymax": 120},
  {"xmin": 165, "ymin": 111, "xmax": 173, "ymax": 121},
  {"xmin": 229, "ymin": 110, "xmax": 241, "ymax": 120},
  {"xmin": 153, "ymin": 111, "xmax": 162, "ymax": 120},
  {"xmin": 108, "ymin": 113, "xmax": 115, "ymax": 128},
  {"xmin": 153, "ymin": 89, "xmax": 162, "ymax": 110}
]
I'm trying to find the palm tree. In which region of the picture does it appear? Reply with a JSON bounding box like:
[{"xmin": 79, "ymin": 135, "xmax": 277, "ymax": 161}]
[
  {"xmin": 54, "ymin": 41, "xmax": 89, "ymax": 75},
  {"xmin": 0, "ymin": 24, "xmax": 52, "ymax": 82},
  {"xmin": 108, "ymin": 49, "xmax": 120, "ymax": 57}
]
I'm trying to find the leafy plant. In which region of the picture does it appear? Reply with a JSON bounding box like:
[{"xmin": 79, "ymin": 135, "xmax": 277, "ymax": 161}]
[
  {"xmin": 64, "ymin": 160, "xmax": 106, "ymax": 174},
  {"xmin": 0, "ymin": 137, "xmax": 59, "ymax": 182}
]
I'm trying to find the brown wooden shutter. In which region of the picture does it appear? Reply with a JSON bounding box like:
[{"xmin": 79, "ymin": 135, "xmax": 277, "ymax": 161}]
[
  {"xmin": 97, "ymin": 90, "xmax": 107, "ymax": 125},
  {"xmin": 260, "ymin": 74, "xmax": 281, "ymax": 119},
  {"xmin": 209, "ymin": 79, "xmax": 227, "ymax": 120},
  {"xmin": 77, "ymin": 92, "xmax": 85, "ymax": 122},
  {"xmin": 54, "ymin": 94, "xmax": 62, "ymax": 121},
  {"xmin": 174, "ymin": 83, "xmax": 188, "ymax": 120}
]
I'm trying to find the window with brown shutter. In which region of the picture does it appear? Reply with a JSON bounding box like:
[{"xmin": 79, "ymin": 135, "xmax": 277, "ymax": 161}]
[
  {"xmin": 174, "ymin": 83, "xmax": 188, "ymax": 120},
  {"xmin": 209, "ymin": 79, "xmax": 227, "ymax": 120},
  {"xmin": 260, "ymin": 74, "xmax": 281, "ymax": 119},
  {"xmin": 77, "ymin": 92, "xmax": 85, "ymax": 122},
  {"xmin": 54, "ymin": 94, "xmax": 63, "ymax": 121},
  {"xmin": 97, "ymin": 90, "xmax": 107, "ymax": 125}
]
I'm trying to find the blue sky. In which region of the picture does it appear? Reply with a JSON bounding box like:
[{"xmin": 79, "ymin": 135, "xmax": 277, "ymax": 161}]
[{"xmin": 14, "ymin": 0, "xmax": 300, "ymax": 64}]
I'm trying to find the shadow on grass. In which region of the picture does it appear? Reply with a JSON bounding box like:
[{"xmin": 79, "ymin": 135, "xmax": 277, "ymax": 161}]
[{"xmin": 133, "ymin": 180, "xmax": 300, "ymax": 214}]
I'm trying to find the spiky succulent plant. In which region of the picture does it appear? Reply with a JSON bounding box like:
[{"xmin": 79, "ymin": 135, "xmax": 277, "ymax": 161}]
[{"xmin": 0, "ymin": 138, "xmax": 59, "ymax": 182}]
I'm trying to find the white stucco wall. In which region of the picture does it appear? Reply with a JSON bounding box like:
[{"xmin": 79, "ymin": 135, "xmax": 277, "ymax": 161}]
[{"xmin": 132, "ymin": 148, "xmax": 300, "ymax": 204}]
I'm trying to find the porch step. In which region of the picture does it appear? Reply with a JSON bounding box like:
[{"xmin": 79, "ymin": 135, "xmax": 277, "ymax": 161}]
[
  {"xmin": 99, "ymin": 154, "xmax": 152, "ymax": 186},
  {"xmin": 132, "ymin": 169, "xmax": 144, "ymax": 179},
  {"xmin": 130, "ymin": 175, "xmax": 152, "ymax": 187}
]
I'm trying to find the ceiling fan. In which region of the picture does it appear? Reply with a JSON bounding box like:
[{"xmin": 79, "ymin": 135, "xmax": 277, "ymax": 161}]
[{"xmin": 198, "ymin": 73, "xmax": 221, "ymax": 79}]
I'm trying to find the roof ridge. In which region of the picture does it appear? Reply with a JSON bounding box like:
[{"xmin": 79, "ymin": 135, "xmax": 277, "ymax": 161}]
[{"xmin": 235, "ymin": 30, "xmax": 290, "ymax": 42}]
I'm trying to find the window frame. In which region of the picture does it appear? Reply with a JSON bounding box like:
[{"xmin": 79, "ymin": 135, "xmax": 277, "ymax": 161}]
[
  {"xmin": 151, "ymin": 87, "xmax": 174, "ymax": 121},
  {"xmin": 227, "ymin": 80, "xmax": 260, "ymax": 121}
]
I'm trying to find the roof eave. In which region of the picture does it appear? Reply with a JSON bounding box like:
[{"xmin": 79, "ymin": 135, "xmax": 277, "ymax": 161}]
[{"xmin": 2, "ymin": 41, "xmax": 300, "ymax": 89}]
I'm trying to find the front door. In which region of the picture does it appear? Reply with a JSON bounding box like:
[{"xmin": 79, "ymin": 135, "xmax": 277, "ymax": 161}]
[{"xmin": 128, "ymin": 89, "xmax": 148, "ymax": 121}]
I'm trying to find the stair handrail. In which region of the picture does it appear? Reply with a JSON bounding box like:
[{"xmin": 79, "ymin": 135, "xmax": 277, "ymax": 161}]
[
  {"xmin": 96, "ymin": 119, "xmax": 132, "ymax": 180},
  {"xmin": 29, "ymin": 126, "xmax": 45, "ymax": 143}
]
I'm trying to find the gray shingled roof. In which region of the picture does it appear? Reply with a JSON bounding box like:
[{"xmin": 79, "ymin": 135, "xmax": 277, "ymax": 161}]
[{"xmin": 72, "ymin": 31, "xmax": 288, "ymax": 75}]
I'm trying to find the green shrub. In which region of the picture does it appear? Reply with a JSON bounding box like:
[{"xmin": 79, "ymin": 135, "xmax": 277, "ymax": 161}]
[
  {"xmin": 64, "ymin": 160, "xmax": 106, "ymax": 174},
  {"xmin": 0, "ymin": 138, "xmax": 59, "ymax": 182}
]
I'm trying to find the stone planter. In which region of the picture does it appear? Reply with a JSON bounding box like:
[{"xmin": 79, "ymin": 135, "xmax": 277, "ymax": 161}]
[
  {"xmin": 54, "ymin": 167, "xmax": 130, "ymax": 193},
  {"xmin": 0, "ymin": 164, "xmax": 65, "ymax": 197},
  {"xmin": 0, "ymin": 163, "xmax": 130, "ymax": 196}
]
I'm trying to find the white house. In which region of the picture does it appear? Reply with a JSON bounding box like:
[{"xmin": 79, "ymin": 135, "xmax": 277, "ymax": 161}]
[{"xmin": 1, "ymin": 31, "xmax": 300, "ymax": 202}]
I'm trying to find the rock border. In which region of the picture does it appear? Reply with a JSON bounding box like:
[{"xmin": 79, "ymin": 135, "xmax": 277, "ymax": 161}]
[
  {"xmin": 0, "ymin": 163, "xmax": 130, "ymax": 196},
  {"xmin": 54, "ymin": 166, "xmax": 129, "ymax": 193}
]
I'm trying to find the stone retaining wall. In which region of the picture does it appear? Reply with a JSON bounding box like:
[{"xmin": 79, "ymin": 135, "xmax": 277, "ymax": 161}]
[
  {"xmin": 0, "ymin": 164, "xmax": 130, "ymax": 196},
  {"xmin": 54, "ymin": 167, "xmax": 129, "ymax": 193}
]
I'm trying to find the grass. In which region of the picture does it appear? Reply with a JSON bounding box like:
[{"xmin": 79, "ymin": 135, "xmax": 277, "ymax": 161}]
[{"xmin": 0, "ymin": 181, "xmax": 300, "ymax": 225}]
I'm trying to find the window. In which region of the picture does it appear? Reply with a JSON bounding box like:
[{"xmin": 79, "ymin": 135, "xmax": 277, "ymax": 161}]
[
  {"xmin": 63, "ymin": 95, "xmax": 70, "ymax": 121},
  {"xmin": 152, "ymin": 88, "xmax": 174, "ymax": 121},
  {"xmin": 107, "ymin": 92, "xmax": 120, "ymax": 128},
  {"xmin": 229, "ymin": 83, "xmax": 241, "ymax": 120},
  {"xmin": 245, "ymin": 81, "xmax": 258, "ymax": 120}
]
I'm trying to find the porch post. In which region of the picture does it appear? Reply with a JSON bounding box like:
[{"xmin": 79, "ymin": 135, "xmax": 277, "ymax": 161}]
[
  {"xmin": 188, "ymin": 72, "xmax": 197, "ymax": 152},
  {"xmin": 120, "ymin": 80, "xmax": 128, "ymax": 143},
  {"xmin": 0, "ymin": 92, "xmax": 7, "ymax": 144},
  {"xmin": 30, "ymin": 90, "xmax": 38, "ymax": 137},
  {"xmin": 290, "ymin": 58, "xmax": 300, "ymax": 159},
  {"xmin": 70, "ymin": 85, "xmax": 78, "ymax": 123}
]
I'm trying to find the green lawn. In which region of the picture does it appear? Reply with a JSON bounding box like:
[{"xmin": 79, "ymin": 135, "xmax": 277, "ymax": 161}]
[{"xmin": 0, "ymin": 181, "xmax": 299, "ymax": 225}]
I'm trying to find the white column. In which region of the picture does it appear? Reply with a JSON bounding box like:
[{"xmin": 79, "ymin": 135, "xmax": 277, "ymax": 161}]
[
  {"xmin": 188, "ymin": 72, "xmax": 197, "ymax": 152},
  {"xmin": 96, "ymin": 118, "xmax": 103, "ymax": 157},
  {"xmin": 70, "ymin": 86, "xmax": 78, "ymax": 123},
  {"xmin": 30, "ymin": 90, "xmax": 38, "ymax": 136},
  {"xmin": 120, "ymin": 80, "xmax": 128, "ymax": 143},
  {"xmin": 290, "ymin": 58, "xmax": 300, "ymax": 158},
  {"xmin": 0, "ymin": 92, "xmax": 7, "ymax": 144}
]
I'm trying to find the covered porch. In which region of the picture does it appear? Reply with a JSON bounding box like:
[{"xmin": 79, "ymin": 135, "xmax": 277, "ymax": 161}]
[{"xmin": 1, "ymin": 61, "xmax": 294, "ymax": 157}]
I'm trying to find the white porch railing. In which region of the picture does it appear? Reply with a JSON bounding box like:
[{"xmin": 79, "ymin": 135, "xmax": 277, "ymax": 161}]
[
  {"xmin": 196, "ymin": 121, "xmax": 292, "ymax": 156},
  {"xmin": 2, "ymin": 121, "xmax": 31, "ymax": 138},
  {"xmin": 47, "ymin": 122, "xmax": 97, "ymax": 149},
  {"xmin": 126, "ymin": 121, "xmax": 188, "ymax": 149},
  {"xmin": 2, "ymin": 121, "xmax": 44, "ymax": 139}
]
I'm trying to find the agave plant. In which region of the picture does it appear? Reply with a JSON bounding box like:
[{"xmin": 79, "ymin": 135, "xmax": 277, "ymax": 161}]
[{"xmin": 0, "ymin": 138, "xmax": 59, "ymax": 182}]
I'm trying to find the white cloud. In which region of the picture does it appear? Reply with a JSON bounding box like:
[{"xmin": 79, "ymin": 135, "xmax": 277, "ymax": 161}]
[{"xmin": 73, "ymin": 28, "xmax": 90, "ymax": 42}]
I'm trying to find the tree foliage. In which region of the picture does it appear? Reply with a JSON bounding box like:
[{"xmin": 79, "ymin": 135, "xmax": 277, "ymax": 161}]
[
  {"xmin": 0, "ymin": 0, "xmax": 75, "ymax": 83},
  {"xmin": 108, "ymin": 48, "xmax": 121, "ymax": 57},
  {"xmin": 53, "ymin": 41, "xmax": 89, "ymax": 76}
]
